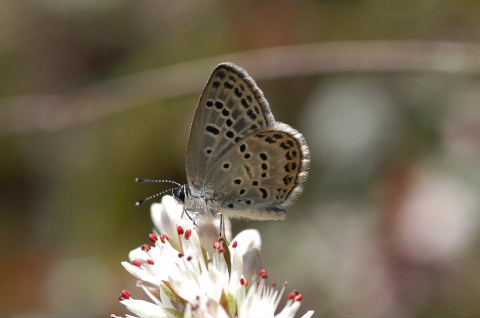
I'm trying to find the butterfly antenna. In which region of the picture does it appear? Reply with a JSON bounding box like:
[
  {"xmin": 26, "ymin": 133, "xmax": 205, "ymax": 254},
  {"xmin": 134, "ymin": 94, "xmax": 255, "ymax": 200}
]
[
  {"xmin": 135, "ymin": 187, "xmax": 178, "ymax": 207},
  {"xmin": 135, "ymin": 178, "xmax": 181, "ymax": 187}
]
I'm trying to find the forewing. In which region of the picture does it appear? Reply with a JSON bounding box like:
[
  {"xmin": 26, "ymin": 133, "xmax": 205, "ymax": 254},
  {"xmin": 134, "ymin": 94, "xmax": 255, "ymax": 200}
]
[
  {"xmin": 186, "ymin": 63, "xmax": 275, "ymax": 189},
  {"xmin": 210, "ymin": 123, "xmax": 310, "ymax": 220}
]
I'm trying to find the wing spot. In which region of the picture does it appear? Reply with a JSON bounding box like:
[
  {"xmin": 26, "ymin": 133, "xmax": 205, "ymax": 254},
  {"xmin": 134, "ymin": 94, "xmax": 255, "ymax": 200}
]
[
  {"xmin": 280, "ymin": 142, "xmax": 290, "ymax": 150},
  {"xmin": 247, "ymin": 109, "xmax": 257, "ymax": 120},
  {"xmin": 213, "ymin": 81, "xmax": 221, "ymax": 88},
  {"xmin": 206, "ymin": 148, "xmax": 212, "ymax": 154},
  {"xmin": 286, "ymin": 152, "xmax": 292, "ymax": 160},
  {"xmin": 234, "ymin": 87, "xmax": 243, "ymax": 97},
  {"xmin": 284, "ymin": 163, "xmax": 291, "ymax": 172},
  {"xmin": 287, "ymin": 140, "xmax": 294, "ymax": 147},
  {"xmin": 224, "ymin": 81, "xmax": 234, "ymax": 89},
  {"xmin": 291, "ymin": 162, "xmax": 297, "ymax": 170},
  {"xmin": 215, "ymin": 101, "xmax": 224, "ymax": 109},
  {"xmin": 246, "ymin": 95, "xmax": 253, "ymax": 102},
  {"xmin": 250, "ymin": 124, "xmax": 257, "ymax": 130},
  {"xmin": 246, "ymin": 200, "xmax": 252, "ymax": 205},
  {"xmin": 291, "ymin": 151, "xmax": 298, "ymax": 157},
  {"xmin": 259, "ymin": 188, "xmax": 268, "ymax": 199},
  {"xmin": 262, "ymin": 163, "xmax": 268, "ymax": 170},
  {"xmin": 244, "ymin": 153, "xmax": 251, "ymax": 159},
  {"xmin": 261, "ymin": 172, "xmax": 267, "ymax": 178},
  {"xmin": 239, "ymin": 189, "xmax": 246, "ymax": 195},
  {"xmin": 265, "ymin": 137, "xmax": 275, "ymax": 144},
  {"xmin": 283, "ymin": 176, "xmax": 292, "ymax": 185},
  {"xmin": 206, "ymin": 125, "xmax": 220, "ymax": 135},
  {"xmin": 226, "ymin": 131, "xmax": 235, "ymax": 138},
  {"xmin": 234, "ymin": 179, "xmax": 242, "ymax": 185},
  {"xmin": 223, "ymin": 163, "xmax": 230, "ymax": 169},
  {"xmin": 206, "ymin": 100, "xmax": 214, "ymax": 107},
  {"xmin": 226, "ymin": 119, "xmax": 233, "ymax": 126},
  {"xmin": 241, "ymin": 98, "xmax": 249, "ymax": 108},
  {"xmin": 252, "ymin": 181, "xmax": 258, "ymax": 186},
  {"xmin": 254, "ymin": 106, "xmax": 260, "ymax": 114},
  {"xmin": 228, "ymin": 75, "xmax": 236, "ymax": 82},
  {"xmin": 273, "ymin": 133, "xmax": 283, "ymax": 139},
  {"xmin": 239, "ymin": 144, "xmax": 246, "ymax": 152},
  {"xmin": 217, "ymin": 71, "xmax": 226, "ymax": 79},
  {"xmin": 222, "ymin": 109, "xmax": 230, "ymax": 117},
  {"xmin": 227, "ymin": 203, "xmax": 234, "ymax": 208},
  {"xmin": 259, "ymin": 153, "xmax": 268, "ymax": 160}
]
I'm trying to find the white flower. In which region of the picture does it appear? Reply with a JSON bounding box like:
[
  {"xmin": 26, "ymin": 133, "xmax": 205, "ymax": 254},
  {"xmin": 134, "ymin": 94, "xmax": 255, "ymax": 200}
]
[{"xmin": 115, "ymin": 195, "xmax": 314, "ymax": 318}]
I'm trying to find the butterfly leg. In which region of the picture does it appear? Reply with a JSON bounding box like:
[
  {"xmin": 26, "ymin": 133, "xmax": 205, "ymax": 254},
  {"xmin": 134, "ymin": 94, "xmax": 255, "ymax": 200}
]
[
  {"xmin": 191, "ymin": 212, "xmax": 199, "ymax": 229},
  {"xmin": 218, "ymin": 213, "xmax": 225, "ymax": 239},
  {"xmin": 182, "ymin": 207, "xmax": 194, "ymax": 222}
]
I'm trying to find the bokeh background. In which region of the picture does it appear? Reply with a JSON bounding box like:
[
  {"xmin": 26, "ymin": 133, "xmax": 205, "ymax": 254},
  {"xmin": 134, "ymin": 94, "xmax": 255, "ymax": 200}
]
[{"xmin": 2, "ymin": 0, "xmax": 480, "ymax": 316}]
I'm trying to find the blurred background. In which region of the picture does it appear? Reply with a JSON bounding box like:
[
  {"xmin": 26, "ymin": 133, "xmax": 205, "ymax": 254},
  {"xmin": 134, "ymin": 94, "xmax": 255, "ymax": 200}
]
[{"xmin": 1, "ymin": 0, "xmax": 480, "ymax": 316}]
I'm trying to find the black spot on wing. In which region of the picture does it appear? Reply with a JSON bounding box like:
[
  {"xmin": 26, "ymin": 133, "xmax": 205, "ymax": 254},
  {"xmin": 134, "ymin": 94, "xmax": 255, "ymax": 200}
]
[{"xmin": 206, "ymin": 125, "xmax": 220, "ymax": 135}]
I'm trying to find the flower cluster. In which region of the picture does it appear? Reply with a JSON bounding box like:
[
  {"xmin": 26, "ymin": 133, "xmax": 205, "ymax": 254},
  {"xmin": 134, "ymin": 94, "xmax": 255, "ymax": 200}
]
[{"xmin": 115, "ymin": 195, "xmax": 314, "ymax": 318}]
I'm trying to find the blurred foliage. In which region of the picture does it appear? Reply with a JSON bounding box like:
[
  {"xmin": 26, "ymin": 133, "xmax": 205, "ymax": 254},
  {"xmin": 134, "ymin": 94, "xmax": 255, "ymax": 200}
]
[{"xmin": 1, "ymin": 0, "xmax": 480, "ymax": 316}]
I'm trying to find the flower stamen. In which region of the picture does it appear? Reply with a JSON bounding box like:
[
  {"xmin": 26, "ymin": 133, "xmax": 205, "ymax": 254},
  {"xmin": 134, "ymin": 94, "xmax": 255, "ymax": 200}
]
[
  {"xmin": 259, "ymin": 269, "xmax": 268, "ymax": 279},
  {"xmin": 177, "ymin": 225, "xmax": 185, "ymax": 235},
  {"xmin": 119, "ymin": 289, "xmax": 132, "ymax": 300},
  {"xmin": 148, "ymin": 233, "xmax": 158, "ymax": 242},
  {"xmin": 131, "ymin": 260, "xmax": 142, "ymax": 267}
]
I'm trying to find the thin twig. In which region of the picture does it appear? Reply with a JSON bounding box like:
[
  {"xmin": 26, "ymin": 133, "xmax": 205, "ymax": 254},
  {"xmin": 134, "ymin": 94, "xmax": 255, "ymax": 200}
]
[{"xmin": 2, "ymin": 40, "xmax": 480, "ymax": 137}]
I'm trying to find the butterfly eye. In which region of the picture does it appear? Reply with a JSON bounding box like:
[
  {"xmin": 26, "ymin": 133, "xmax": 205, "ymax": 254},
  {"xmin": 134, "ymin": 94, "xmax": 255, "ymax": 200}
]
[{"xmin": 175, "ymin": 185, "xmax": 187, "ymax": 203}]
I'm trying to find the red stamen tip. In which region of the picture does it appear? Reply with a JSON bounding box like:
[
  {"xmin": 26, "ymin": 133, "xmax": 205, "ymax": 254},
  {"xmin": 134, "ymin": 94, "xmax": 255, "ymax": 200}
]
[
  {"xmin": 178, "ymin": 252, "xmax": 184, "ymax": 258},
  {"xmin": 187, "ymin": 256, "xmax": 192, "ymax": 261},
  {"xmin": 288, "ymin": 292, "xmax": 296, "ymax": 300},
  {"xmin": 160, "ymin": 234, "xmax": 170, "ymax": 243},
  {"xmin": 213, "ymin": 240, "xmax": 221, "ymax": 249},
  {"xmin": 271, "ymin": 282, "xmax": 277, "ymax": 288},
  {"xmin": 120, "ymin": 289, "xmax": 132, "ymax": 299},
  {"xmin": 177, "ymin": 225, "xmax": 184, "ymax": 235},
  {"xmin": 148, "ymin": 233, "xmax": 158, "ymax": 242},
  {"xmin": 132, "ymin": 260, "xmax": 142, "ymax": 267},
  {"xmin": 240, "ymin": 276, "xmax": 248, "ymax": 286},
  {"xmin": 258, "ymin": 269, "xmax": 268, "ymax": 279},
  {"xmin": 146, "ymin": 259, "xmax": 154, "ymax": 265},
  {"xmin": 295, "ymin": 294, "xmax": 303, "ymax": 302},
  {"xmin": 232, "ymin": 241, "xmax": 238, "ymax": 248},
  {"xmin": 185, "ymin": 229, "xmax": 192, "ymax": 240},
  {"xmin": 141, "ymin": 244, "xmax": 151, "ymax": 251}
]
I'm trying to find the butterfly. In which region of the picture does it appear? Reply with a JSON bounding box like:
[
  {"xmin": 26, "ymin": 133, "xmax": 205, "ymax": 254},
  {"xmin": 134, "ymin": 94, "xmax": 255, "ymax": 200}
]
[{"xmin": 137, "ymin": 63, "xmax": 309, "ymax": 222}]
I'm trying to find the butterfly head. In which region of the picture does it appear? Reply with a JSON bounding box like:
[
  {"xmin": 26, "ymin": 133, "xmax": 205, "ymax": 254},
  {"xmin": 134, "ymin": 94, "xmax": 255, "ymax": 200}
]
[{"xmin": 173, "ymin": 184, "xmax": 189, "ymax": 203}]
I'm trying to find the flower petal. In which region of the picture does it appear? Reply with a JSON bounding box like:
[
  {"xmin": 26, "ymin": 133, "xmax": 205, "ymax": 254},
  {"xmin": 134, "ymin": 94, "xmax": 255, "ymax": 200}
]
[
  {"xmin": 122, "ymin": 261, "xmax": 159, "ymax": 286},
  {"xmin": 231, "ymin": 229, "xmax": 262, "ymax": 256},
  {"xmin": 121, "ymin": 299, "xmax": 173, "ymax": 318},
  {"xmin": 299, "ymin": 310, "xmax": 315, "ymax": 318}
]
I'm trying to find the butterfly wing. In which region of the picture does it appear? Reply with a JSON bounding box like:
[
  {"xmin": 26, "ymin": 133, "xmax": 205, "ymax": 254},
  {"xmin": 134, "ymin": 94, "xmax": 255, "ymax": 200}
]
[
  {"xmin": 209, "ymin": 123, "xmax": 310, "ymax": 220},
  {"xmin": 185, "ymin": 63, "xmax": 275, "ymax": 191}
]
